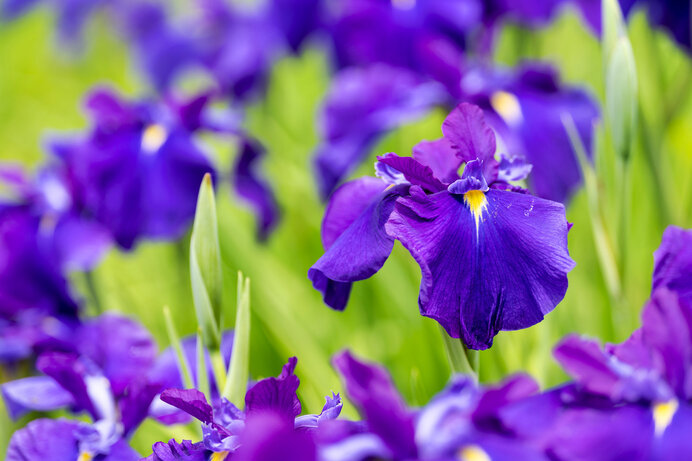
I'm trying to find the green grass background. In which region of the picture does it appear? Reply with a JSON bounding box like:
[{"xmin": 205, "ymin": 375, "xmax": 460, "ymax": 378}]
[{"xmin": 1, "ymin": 4, "xmax": 692, "ymax": 456}]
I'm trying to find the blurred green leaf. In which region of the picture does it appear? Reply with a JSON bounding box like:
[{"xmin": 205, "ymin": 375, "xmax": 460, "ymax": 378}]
[
  {"xmin": 190, "ymin": 173, "xmax": 223, "ymax": 348},
  {"xmin": 606, "ymin": 36, "xmax": 639, "ymax": 161}
]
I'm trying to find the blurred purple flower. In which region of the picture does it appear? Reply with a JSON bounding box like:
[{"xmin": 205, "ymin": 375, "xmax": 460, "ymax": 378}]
[
  {"xmin": 232, "ymin": 138, "xmax": 280, "ymax": 241},
  {"xmin": 314, "ymin": 64, "xmax": 447, "ymax": 198},
  {"xmin": 2, "ymin": 314, "xmax": 162, "ymax": 440},
  {"xmin": 310, "ymin": 103, "xmax": 574, "ymax": 349},
  {"xmin": 653, "ymin": 226, "xmax": 692, "ymax": 305},
  {"xmin": 6, "ymin": 418, "xmax": 139, "ymax": 461},
  {"xmin": 458, "ymin": 63, "xmax": 599, "ymax": 203},
  {"xmin": 48, "ymin": 88, "xmax": 216, "ymax": 251},
  {"xmin": 324, "ymin": 351, "xmax": 547, "ymax": 460}
]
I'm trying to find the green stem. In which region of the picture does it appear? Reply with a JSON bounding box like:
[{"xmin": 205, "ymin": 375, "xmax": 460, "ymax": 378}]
[
  {"xmin": 196, "ymin": 331, "xmax": 210, "ymax": 400},
  {"xmin": 439, "ymin": 325, "xmax": 477, "ymax": 381},
  {"xmin": 616, "ymin": 154, "xmax": 631, "ymax": 282},
  {"xmin": 209, "ymin": 350, "xmax": 227, "ymax": 395},
  {"xmin": 163, "ymin": 306, "xmax": 194, "ymax": 389},
  {"xmin": 83, "ymin": 271, "xmax": 102, "ymax": 315}
]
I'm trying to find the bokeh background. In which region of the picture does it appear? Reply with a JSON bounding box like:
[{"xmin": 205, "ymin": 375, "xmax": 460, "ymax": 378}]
[{"xmin": 1, "ymin": 4, "xmax": 692, "ymax": 455}]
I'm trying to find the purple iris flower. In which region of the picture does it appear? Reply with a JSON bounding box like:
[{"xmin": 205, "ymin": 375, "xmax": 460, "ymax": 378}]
[
  {"xmin": 548, "ymin": 286, "xmax": 692, "ymax": 459},
  {"xmin": 0, "ymin": 203, "xmax": 79, "ymax": 320},
  {"xmin": 48, "ymin": 87, "xmax": 216, "ymax": 251},
  {"xmin": 310, "ymin": 103, "xmax": 574, "ymax": 349},
  {"xmin": 145, "ymin": 357, "xmax": 342, "ymax": 460},
  {"xmin": 2, "ymin": 313, "xmax": 164, "ymax": 460},
  {"xmin": 321, "ymin": 351, "xmax": 547, "ymax": 460},
  {"xmin": 6, "ymin": 418, "xmax": 139, "ymax": 461}
]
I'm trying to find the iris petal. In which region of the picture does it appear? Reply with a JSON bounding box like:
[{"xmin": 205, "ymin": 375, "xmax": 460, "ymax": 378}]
[{"xmin": 388, "ymin": 189, "xmax": 574, "ymax": 349}]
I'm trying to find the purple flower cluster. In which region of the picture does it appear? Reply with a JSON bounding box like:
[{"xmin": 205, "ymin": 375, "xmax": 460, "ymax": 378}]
[
  {"xmin": 2, "ymin": 311, "xmax": 234, "ymax": 460},
  {"xmin": 310, "ymin": 102, "xmax": 575, "ymax": 349},
  {"xmin": 138, "ymin": 224, "xmax": 692, "ymax": 460}
]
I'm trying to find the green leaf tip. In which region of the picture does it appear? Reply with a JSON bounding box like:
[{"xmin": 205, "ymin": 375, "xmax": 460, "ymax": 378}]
[{"xmin": 190, "ymin": 174, "xmax": 223, "ymax": 349}]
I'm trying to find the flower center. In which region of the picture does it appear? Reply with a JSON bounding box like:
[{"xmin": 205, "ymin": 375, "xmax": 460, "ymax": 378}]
[
  {"xmin": 463, "ymin": 190, "xmax": 488, "ymax": 236},
  {"xmin": 78, "ymin": 452, "xmax": 93, "ymax": 461},
  {"xmin": 491, "ymin": 91, "xmax": 522, "ymax": 126},
  {"xmin": 457, "ymin": 444, "xmax": 491, "ymax": 461},
  {"xmin": 141, "ymin": 124, "xmax": 167, "ymax": 154},
  {"xmin": 211, "ymin": 451, "xmax": 230, "ymax": 461},
  {"xmin": 653, "ymin": 399, "xmax": 678, "ymax": 436}
]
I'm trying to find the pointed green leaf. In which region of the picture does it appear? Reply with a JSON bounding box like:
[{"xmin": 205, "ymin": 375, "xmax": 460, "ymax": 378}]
[
  {"xmin": 190, "ymin": 173, "xmax": 223, "ymax": 348},
  {"xmin": 223, "ymin": 272, "xmax": 251, "ymax": 408},
  {"xmin": 606, "ymin": 36, "xmax": 638, "ymax": 160},
  {"xmin": 602, "ymin": 0, "xmax": 627, "ymax": 64}
]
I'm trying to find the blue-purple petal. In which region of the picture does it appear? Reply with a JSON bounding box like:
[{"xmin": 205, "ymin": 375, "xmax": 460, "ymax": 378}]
[
  {"xmin": 245, "ymin": 357, "xmax": 301, "ymax": 420},
  {"xmin": 1, "ymin": 376, "xmax": 75, "ymax": 420},
  {"xmin": 387, "ymin": 189, "xmax": 574, "ymax": 349}
]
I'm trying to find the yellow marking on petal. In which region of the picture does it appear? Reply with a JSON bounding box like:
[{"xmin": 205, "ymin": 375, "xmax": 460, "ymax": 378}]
[
  {"xmin": 141, "ymin": 124, "xmax": 167, "ymax": 153},
  {"xmin": 391, "ymin": 0, "xmax": 415, "ymax": 9},
  {"xmin": 653, "ymin": 399, "xmax": 678, "ymax": 436},
  {"xmin": 457, "ymin": 444, "xmax": 491, "ymax": 461},
  {"xmin": 464, "ymin": 189, "xmax": 488, "ymax": 237},
  {"xmin": 78, "ymin": 452, "xmax": 93, "ymax": 461},
  {"xmin": 211, "ymin": 451, "xmax": 230, "ymax": 461},
  {"xmin": 490, "ymin": 91, "xmax": 522, "ymax": 126}
]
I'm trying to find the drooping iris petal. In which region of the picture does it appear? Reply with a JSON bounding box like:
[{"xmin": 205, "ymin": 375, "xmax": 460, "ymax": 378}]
[
  {"xmin": 160, "ymin": 388, "xmax": 214, "ymax": 425},
  {"xmin": 234, "ymin": 411, "xmax": 317, "ymax": 461},
  {"xmin": 5, "ymin": 418, "xmax": 82, "ymax": 461},
  {"xmin": 333, "ymin": 351, "xmax": 417, "ymax": 458},
  {"xmin": 232, "ymin": 137, "xmax": 279, "ymax": 241},
  {"xmin": 1, "ymin": 376, "xmax": 75, "ymax": 420},
  {"xmin": 387, "ymin": 188, "xmax": 574, "ymax": 349},
  {"xmin": 652, "ymin": 226, "xmax": 692, "ymax": 304},
  {"xmin": 314, "ymin": 65, "xmax": 444, "ymax": 198},
  {"xmin": 245, "ymin": 357, "xmax": 301, "ymax": 421},
  {"xmin": 119, "ymin": 381, "xmax": 161, "ymax": 437},
  {"xmin": 308, "ymin": 182, "xmax": 408, "ymax": 311},
  {"xmin": 146, "ymin": 439, "xmax": 207, "ymax": 461},
  {"xmin": 546, "ymin": 405, "xmax": 654, "ymax": 461},
  {"xmin": 553, "ymin": 334, "xmax": 671, "ymax": 403}
]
